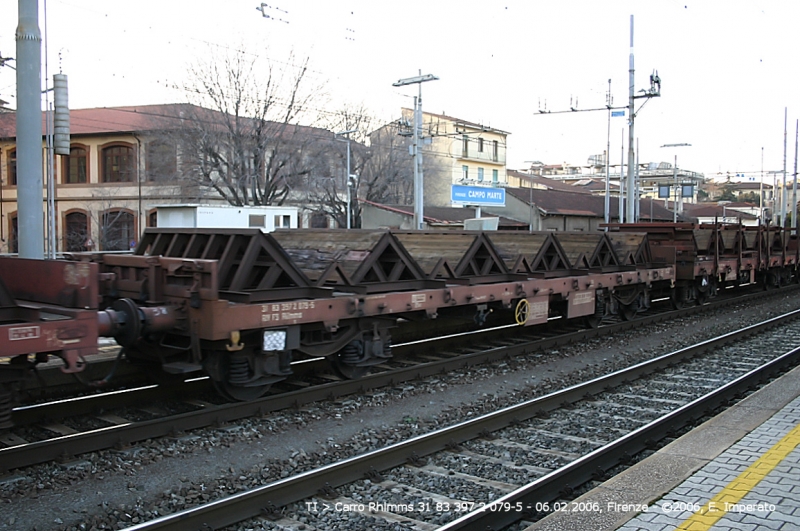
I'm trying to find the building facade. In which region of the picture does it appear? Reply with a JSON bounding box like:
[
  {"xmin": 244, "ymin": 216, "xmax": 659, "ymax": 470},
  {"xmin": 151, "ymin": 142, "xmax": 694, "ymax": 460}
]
[
  {"xmin": 0, "ymin": 105, "xmax": 205, "ymax": 253},
  {"xmin": 0, "ymin": 104, "xmax": 340, "ymax": 254},
  {"xmin": 399, "ymin": 109, "xmax": 509, "ymax": 207},
  {"xmin": 519, "ymin": 161, "xmax": 705, "ymax": 207}
]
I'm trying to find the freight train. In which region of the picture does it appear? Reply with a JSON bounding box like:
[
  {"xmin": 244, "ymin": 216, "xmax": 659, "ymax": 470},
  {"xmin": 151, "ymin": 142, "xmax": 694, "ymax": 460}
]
[{"xmin": 0, "ymin": 222, "xmax": 797, "ymax": 426}]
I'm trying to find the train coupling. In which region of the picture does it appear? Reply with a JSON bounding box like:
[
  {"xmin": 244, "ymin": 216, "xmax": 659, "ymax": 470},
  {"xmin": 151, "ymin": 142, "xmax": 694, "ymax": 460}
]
[{"xmin": 97, "ymin": 298, "xmax": 177, "ymax": 347}]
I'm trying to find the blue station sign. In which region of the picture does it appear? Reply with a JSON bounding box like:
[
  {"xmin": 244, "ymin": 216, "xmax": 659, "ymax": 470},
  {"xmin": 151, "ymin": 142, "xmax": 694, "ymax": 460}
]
[{"xmin": 451, "ymin": 185, "xmax": 506, "ymax": 207}]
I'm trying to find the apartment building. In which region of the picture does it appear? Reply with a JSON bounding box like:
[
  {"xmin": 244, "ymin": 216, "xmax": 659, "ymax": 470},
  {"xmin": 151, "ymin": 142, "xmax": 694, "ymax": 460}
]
[{"xmin": 397, "ymin": 109, "xmax": 509, "ymax": 207}]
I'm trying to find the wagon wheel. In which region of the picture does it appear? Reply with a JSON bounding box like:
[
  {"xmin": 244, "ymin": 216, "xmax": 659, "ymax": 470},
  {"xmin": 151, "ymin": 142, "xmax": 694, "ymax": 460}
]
[
  {"xmin": 331, "ymin": 361, "xmax": 369, "ymax": 380},
  {"xmin": 212, "ymin": 378, "xmax": 271, "ymax": 402},
  {"xmin": 618, "ymin": 303, "xmax": 637, "ymax": 321},
  {"xmin": 670, "ymin": 286, "xmax": 691, "ymax": 310},
  {"xmin": 696, "ymin": 289, "xmax": 709, "ymax": 305},
  {"xmin": 331, "ymin": 341, "xmax": 370, "ymax": 380},
  {"xmin": 583, "ymin": 298, "xmax": 605, "ymax": 329},
  {"xmin": 207, "ymin": 353, "xmax": 272, "ymax": 401},
  {"xmin": 0, "ymin": 385, "xmax": 13, "ymax": 430},
  {"xmin": 584, "ymin": 313, "xmax": 603, "ymax": 329}
]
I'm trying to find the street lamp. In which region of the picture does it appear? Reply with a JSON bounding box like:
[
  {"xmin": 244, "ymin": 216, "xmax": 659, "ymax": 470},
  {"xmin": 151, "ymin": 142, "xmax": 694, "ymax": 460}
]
[
  {"xmin": 661, "ymin": 143, "xmax": 691, "ymax": 222},
  {"xmin": 392, "ymin": 71, "xmax": 439, "ymax": 230},
  {"xmin": 335, "ymin": 129, "xmax": 357, "ymax": 229}
]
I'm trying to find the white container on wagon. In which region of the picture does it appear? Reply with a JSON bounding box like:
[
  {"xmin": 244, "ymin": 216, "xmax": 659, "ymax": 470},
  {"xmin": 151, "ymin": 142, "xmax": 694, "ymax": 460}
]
[{"xmin": 154, "ymin": 204, "xmax": 298, "ymax": 232}]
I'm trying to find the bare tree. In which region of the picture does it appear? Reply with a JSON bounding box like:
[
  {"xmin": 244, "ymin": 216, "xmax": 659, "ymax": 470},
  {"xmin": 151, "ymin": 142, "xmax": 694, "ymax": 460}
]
[
  {"xmin": 304, "ymin": 103, "xmax": 376, "ymax": 228},
  {"xmin": 306, "ymin": 105, "xmax": 416, "ymax": 228},
  {"xmin": 175, "ymin": 47, "xmax": 329, "ymax": 207},
  {"xmin": 363, "ymin": 120, "xmax": 415, "ymax": 206}
]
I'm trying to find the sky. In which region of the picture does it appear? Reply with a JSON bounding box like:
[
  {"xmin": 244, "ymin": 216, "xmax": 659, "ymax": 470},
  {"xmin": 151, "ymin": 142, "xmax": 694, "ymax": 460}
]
[{"xmin": 1, "ymin": 0, "xmax": 799, "ymax": 183}]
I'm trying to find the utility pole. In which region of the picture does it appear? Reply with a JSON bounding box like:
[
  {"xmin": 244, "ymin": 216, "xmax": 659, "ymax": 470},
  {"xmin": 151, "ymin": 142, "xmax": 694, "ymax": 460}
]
[
  {"xmin": 760, "ymin": 147, "xmax": 764, "ymax": 224},
  {"xmin": 672, "ymin": 155, "xmax": 678, "ymax": 222},
  {"xmin": 393, "ymin": 72, "xmax": 438, "ymax": 230},
  {"xmin": 605, "ymin": 80, "xmax": 612, "ymax": 228},
  {"xmin": 781, "ymin": 108, "xmax": 787, "ymax": 226},
  {"xmin": 619, "ymin": 129, "xmax": 625, "ymax": 223},
  {"xmin": 626, "ymin": 15, "xmax": 661, "ymax": 224},
  {"xmin": 635, "ymin": 138, "xmax": 640, "ymax": 222},
  {"xmin": 627, "ymin": 15, "xmax": 635, "ymax": 225},
  {"xmin": 16, "ymin": 0, "xmax": 44, "ymax": 258},
  {"xmin": 335, "ymin": 129, "xmax": 357, "ymax": 229},
  {"xmin": 793, "ymin": 120, "xmax": 798, "ymax": 230}
]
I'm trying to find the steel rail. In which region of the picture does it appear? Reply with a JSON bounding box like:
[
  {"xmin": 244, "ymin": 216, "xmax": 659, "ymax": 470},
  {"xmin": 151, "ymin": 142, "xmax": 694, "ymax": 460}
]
[
  {"xmin": 438, "ymin": 347, "xmax": 800, "ymax": 529},
  {"xmin": 119, "ymin": 309, "xmax": 800, "ymax": 531},
  {"xmin": 0, "ymin": 286, "xmax": 793, "ymax": 472}
]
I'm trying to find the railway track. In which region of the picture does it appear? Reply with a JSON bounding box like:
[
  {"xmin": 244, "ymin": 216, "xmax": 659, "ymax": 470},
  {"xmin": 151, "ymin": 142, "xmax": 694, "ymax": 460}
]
[
  {"xmin": 119, "ymin": 307, "xmax": 800, "ymax": 531},
  {"xmin": 0, "ymin": 285, "xmax": 792, "ymax": 474}
]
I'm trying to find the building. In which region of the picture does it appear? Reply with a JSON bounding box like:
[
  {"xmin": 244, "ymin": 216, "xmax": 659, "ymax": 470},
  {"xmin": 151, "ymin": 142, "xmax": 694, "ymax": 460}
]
[
  {"xmin": 682, "ymin": 202, "xmax": 761, "ymax": 225},
  {"xmin": 0, "ymin": 103, "xmax": 336, "ymax": 254},
  {"xmin": 0, "ymin": 104, "xmax": 201, "ymax": 253},
  {"xmin": 362, "ymin": 186, "xmax": 677, "ymax": 233},
  {"xmin": 519, "ymin": 160, "xmax": 705, "ymax": 208},
  {"xmin": 703, "ymin": 180, "xmax": 774, "ymax": 204},
  {"xmin": 360, "ymin": 200, "xmax": 525, "ymax": 230},
  {"xmin": 506, "ymin": 169, "xmax": 614, "ymax": 195},
  {"xmin": 395, "ymin": 109, "xmax": 509, "ymax": 207},
  {"xmin": 485, "ymin": 187, "xmax": 677, "ymax": 232}
]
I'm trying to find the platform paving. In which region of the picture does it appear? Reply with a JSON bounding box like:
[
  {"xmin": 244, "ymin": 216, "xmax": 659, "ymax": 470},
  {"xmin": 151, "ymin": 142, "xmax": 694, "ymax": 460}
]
[{"xmin": 523, "ymin": 364, "xmax": 800, "ymax": 531}]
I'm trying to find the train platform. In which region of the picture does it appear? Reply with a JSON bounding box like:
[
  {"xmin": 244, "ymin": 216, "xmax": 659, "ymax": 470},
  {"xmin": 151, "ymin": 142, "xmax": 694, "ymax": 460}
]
[{"xmin": 525, "ymin": 363, "xmax": 800, "ymax": 531}]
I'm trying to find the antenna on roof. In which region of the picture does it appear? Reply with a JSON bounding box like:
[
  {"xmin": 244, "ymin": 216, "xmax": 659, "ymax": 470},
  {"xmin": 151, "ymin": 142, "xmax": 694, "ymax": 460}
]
[
  {"xmin": 538, "ymin": 98, "xmax": 549, "ymax": 114},
  {"xmin": 256, "ymin": 3, "xmax": 289, "ymax": 23},
  {"xmin": 570, "ymin": 96, "xmax": 578, "ymax": 112}
]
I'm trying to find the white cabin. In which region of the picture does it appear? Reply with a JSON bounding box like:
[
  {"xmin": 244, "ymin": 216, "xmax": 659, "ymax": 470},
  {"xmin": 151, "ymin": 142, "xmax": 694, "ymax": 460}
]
[{"xmin": 154, "ymin": 204, "xmax": 298, "ymax": 232}]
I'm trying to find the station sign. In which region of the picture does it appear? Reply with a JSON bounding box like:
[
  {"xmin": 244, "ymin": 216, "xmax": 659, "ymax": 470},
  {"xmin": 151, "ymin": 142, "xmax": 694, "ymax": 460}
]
[{"xmin": 451, "ymin": 185, "xmax": 506, "ymax": 207}]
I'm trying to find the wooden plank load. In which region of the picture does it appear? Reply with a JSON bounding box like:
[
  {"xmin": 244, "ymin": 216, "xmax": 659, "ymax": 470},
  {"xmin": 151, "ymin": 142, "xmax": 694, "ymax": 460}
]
[
  {"xmin": 393, "ymin": 231, "xmax": 513, "ymax": 284},
  {"xmin": 271, "ymin": 229, "xmax": 436, "ymax": 293}
]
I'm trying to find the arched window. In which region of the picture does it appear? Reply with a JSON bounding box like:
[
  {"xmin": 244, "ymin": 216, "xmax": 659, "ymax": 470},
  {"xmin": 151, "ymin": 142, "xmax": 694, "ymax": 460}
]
[
  {"xmin": 7, "ymin": 149, "xmax": 16, "ymax": 186},
  {"xmin": 147, "ymin": 209, "xmax": 158, "ymax": 227},
  {"xmin": 64, "ymin": 210, "xmax": 90, "ymax": 252},
  {"xmin": 101, "ymin": 143, "xmax": 135, "ymax": 183},
  {"xmin": 62, "ymin": 145, "xmax": 89, "ymax": 184},
  {"xmin": 8, "ymin": 213, "xmax": 18, "ymax": 253},
  {"xmin": 100, "ymin": 209, "xmax": 135, "ymax": 251},
  {"xmin": 146, "ymin": 140, "xmax": 177, "ymax": 181}
]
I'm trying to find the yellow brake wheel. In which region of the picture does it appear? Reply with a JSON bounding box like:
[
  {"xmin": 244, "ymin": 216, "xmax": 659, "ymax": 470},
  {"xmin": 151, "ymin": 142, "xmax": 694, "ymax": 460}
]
[{"xmin": 514, "ymin": 298, "xmax": 529, "ymax": 325}]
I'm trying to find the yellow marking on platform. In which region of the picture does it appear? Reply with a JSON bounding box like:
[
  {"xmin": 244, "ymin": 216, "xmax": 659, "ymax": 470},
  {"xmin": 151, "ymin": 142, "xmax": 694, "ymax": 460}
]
[{"xmin": 676, "ymin": 421, "xmax": 800, "ymax": 530}]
